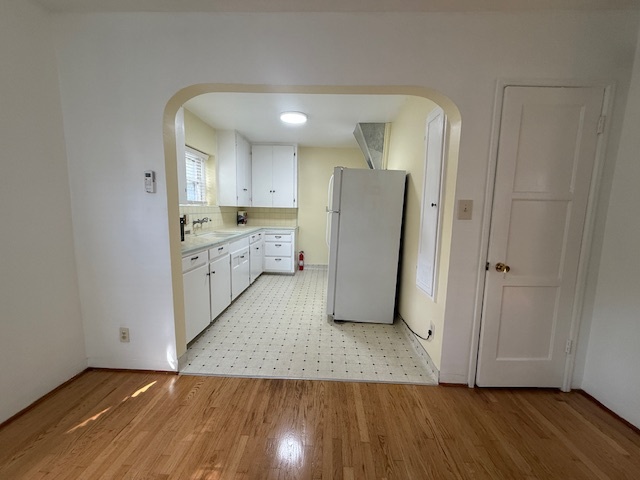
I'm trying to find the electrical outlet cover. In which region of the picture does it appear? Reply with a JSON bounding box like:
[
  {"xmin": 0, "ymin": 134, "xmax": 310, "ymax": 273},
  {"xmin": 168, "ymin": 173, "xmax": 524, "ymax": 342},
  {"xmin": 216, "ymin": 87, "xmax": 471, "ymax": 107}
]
[{"xmin": 458, "ymin": 199, "xmax": 473, "ymax": 220}]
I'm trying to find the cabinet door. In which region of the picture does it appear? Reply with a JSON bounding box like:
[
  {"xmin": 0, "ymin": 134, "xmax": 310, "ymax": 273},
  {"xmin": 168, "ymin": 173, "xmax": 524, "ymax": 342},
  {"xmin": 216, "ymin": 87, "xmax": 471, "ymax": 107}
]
[
  {"xmin": 250, "ymin": 241, "xmax": 264, "ymax": 283},
  {"xmin": 236, "ymin": 134, "xmax": 252, "ymax": 206},
  {"xmin": 239, "ymin": 248, "xmax": 251, "ymax": 286},
  {"xmin": 183, "ymin": 264, "xmax": 210, "ymax": 343},
  {"xmin": 210, "ymin": 255, "xmax": 231, "ymax": 320},
  {"xmin": 272, "ymin": 145, "xmax": 296, "ymax": 208},
  {"xmin": 231, "ymin": 249, "xmax": 251, "ymax": 300},
  {"xmin": 251, "ymin": 145, "xmax": 273, "ymax": 207},
  {"xmin": 217, "ymin": 130, "xmax": 239, "ymax": 206}
]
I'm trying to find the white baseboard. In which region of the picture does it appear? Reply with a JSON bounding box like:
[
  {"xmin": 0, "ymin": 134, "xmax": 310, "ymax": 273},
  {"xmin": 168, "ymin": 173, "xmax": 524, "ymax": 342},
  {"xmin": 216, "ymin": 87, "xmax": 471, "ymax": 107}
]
[
  {"xmin": 87, "ymin": 356, "xmax": 177, "ymax": 372},
  {"xmin": 438, "ymin": 372, "xmax": 468, "ymax": 384},
  {"xmin": 399, "ymin": 317, "xmax": 440, "ymax": 382}
]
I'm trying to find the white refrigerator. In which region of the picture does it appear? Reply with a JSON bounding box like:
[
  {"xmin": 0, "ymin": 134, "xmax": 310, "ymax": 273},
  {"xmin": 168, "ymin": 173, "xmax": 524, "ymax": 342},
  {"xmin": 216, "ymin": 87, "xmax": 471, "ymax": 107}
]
[{"xmin": 326, "ymin": 167, "xmax": 406, "ymax": 324}]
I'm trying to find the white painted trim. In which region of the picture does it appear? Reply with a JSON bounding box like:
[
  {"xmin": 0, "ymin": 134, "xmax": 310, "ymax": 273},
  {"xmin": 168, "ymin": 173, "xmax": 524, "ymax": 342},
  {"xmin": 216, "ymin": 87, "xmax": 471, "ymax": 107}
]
[
  {"xmin": 416, "ymin": 107, "xmax": 447, "ymax": 300},
  {"xmin": 468, "ymin": 78, "xmax": 616, "ymax": 390},
  {"xmin": 467, "ymin": 80, "xmax": 506, "ymax": 388},
  {"xmin": 440, "ymin": 372, "xmax": 468, "ymax": 384},
  {"xmin": 562, "ymin": 84, "xmax": 615, "ymax": 392},
  {"xmin": 400, "ymin": 316, "xmax": 441, "ymax": 382}
]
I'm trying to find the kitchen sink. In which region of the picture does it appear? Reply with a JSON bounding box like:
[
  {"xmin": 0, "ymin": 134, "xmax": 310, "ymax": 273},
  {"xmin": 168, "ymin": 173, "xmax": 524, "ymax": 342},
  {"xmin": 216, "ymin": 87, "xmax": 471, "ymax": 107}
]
[{"xmin": 194, "ymin": 231, "xmax": 236, "ymax": 238}]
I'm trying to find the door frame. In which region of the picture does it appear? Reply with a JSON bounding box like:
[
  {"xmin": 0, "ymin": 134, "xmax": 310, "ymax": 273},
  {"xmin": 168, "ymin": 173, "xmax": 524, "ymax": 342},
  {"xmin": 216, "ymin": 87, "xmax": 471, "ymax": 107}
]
[{"xmin": 468, "ymin": 79, "xmax": 615, "ymax": 391}]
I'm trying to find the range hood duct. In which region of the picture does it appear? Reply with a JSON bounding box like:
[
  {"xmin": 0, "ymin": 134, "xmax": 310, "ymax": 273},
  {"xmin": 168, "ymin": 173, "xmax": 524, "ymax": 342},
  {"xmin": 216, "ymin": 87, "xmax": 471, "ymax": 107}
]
[{"xmin": 353, "ymin": 123, "xmax": 389, "ymax": 170}]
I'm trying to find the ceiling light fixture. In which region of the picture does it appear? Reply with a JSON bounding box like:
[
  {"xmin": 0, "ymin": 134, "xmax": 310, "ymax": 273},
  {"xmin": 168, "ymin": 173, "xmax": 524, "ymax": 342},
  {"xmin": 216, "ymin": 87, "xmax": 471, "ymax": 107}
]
[{"xmin": 280, "ymin": 111, "xmax": 307, "ymax": 125}]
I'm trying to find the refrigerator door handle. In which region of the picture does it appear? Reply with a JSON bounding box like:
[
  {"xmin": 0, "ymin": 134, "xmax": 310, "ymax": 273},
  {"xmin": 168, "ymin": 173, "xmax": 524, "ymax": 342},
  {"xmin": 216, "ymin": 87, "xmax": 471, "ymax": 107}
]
[
  {"xmin": 327, "ymin": 174, "xmax": 334, "ymax": 209},
  {"xmin": 326, "ymin": 174, "xmax": 336, "ymax": 247},
  {"xmin": 326, "ymin": 212, "xmax": 331, "ymax": 247}
]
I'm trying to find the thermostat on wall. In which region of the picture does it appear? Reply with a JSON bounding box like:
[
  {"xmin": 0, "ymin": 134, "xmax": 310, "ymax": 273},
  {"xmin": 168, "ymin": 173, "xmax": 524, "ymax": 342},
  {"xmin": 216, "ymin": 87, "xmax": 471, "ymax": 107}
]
[{"xmin": 144, "ymin": 170, "xmax": 156, "ymax": 193}]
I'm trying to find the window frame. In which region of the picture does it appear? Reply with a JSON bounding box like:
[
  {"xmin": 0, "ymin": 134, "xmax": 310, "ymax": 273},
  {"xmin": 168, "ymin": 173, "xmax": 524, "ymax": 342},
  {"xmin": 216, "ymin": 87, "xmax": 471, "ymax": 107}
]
[{"xmin": 184, "ymin": 145, "xmax": 208, "ymax": 204}]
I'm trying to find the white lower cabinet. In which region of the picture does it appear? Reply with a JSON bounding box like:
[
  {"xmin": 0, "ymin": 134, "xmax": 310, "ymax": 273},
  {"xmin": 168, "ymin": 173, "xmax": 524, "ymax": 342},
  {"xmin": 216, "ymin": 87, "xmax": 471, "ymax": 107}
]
[
  {"xmin": 231, "ymin": 247, "xmax": 250, "ymax": 300},
  {"xmin": 250, "ymin": 239, "xmax": 264, "ymax": 284},
  {"xmin": 183, "ymin": 229, "xmax": 295, "ymax": 346},
  {"xmin": 263, "ymin": 230, "xmax": 296, "ymax": 274},
  {"xmin": 209, "ymin": 254, "xmax": 231, "ymax": 320},
  {"xmin": 183, "ymin": 263, "xmax": 211, "ymax": 344}
]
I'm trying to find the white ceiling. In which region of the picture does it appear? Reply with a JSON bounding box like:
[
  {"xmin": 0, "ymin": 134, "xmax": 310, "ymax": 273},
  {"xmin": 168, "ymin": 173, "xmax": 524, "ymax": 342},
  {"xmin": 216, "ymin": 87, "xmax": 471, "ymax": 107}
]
[
  {"xmin": 184, "ymin": 93, "xmax": 408, "ymax": 148},
  {"xmin": 33, "ymin": 0, "xmax": 640, "ymax": 13}
]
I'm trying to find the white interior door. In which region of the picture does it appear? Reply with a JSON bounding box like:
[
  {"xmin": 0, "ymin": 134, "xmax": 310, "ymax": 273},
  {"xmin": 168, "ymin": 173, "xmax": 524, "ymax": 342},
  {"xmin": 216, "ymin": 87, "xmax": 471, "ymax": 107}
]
[{"xmin": 477, "ymin": 86, "xmax": 604, "ymax": 387}]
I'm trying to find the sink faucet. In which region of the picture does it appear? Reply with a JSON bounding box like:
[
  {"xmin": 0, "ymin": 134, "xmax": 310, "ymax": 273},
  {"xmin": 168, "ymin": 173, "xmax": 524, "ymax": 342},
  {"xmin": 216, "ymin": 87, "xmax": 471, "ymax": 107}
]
[{"xmin": 192, "ymin": 217, "xmax": 210, "ymax": 233}]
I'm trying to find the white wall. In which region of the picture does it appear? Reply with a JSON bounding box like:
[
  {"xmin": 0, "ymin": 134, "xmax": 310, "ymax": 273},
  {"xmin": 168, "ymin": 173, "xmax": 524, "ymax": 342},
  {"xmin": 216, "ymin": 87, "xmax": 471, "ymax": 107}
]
[
  {"xmin": 578, "ymin": 28, "xmax": 640, "ymax": 429},
  {"xmin": 0, "ymin": 0, "xmax": 86, "ymax": 423},
  {"xmin": 297, "ymin": 147, "xmax": 366, "ymax": 265},
  {"xmin": 51, "ymin": 11, "xmax": 639, "ymax": 381},
  {"xmin": 386, "ymin": 97, "xmax": 452, "ymax": 370}
]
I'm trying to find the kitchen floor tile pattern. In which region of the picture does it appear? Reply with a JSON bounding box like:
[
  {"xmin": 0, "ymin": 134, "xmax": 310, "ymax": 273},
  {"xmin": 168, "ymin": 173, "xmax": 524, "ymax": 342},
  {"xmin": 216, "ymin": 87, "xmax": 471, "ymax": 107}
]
[{"xmin": 181, "ymin": 267, "xmax": 437, "ymax": 385}]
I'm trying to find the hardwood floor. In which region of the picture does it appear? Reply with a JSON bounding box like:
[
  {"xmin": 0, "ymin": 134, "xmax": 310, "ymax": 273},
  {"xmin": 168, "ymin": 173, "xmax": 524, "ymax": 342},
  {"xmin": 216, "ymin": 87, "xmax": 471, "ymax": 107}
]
[{"xmin": 1, "ymin": 370, "xmax": 639, "ymax": 479}]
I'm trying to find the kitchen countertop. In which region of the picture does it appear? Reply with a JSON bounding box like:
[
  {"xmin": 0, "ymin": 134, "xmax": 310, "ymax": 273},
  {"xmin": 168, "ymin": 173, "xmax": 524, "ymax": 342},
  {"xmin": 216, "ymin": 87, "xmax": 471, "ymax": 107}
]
[{"xmin": 181, "ymin": 226, "xmax": 298, "ymax": 256}]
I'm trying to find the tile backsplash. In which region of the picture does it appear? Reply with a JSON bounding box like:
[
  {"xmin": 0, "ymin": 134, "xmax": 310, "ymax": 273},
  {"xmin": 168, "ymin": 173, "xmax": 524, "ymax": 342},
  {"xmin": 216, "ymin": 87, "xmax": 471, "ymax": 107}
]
[
  {"xmin": 179, "ymin": 205, "xmax": 297, "ymax": 234},
  {"xmin": 245, "ymin": 208, "xmax": 297, "ymax": 227}
]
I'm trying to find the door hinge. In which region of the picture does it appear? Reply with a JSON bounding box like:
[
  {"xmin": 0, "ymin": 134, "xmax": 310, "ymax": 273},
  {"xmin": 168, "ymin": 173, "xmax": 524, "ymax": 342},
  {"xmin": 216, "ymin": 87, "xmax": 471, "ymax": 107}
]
[
  {"xmin": 597, "ymin": 115, "xmax": 606, "ymax": 134},
  {"xmin": 565, "ymin": 339, "xmax": 573, "ymax": 355},
  {"xmin": 486, "ymin": 262, "xmax": 489, "ymax": 271}
]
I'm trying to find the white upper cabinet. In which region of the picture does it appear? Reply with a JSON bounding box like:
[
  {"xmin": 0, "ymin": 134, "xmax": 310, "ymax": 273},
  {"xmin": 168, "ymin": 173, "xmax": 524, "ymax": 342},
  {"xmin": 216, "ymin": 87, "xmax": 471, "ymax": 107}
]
[
  {"xmin": 251, "ymin": 145, "xmax": 297, "ymax": 208},
  {"xmin": 217, "ymin": 130, "xmax": 252, "ymax": 206},
  {"xmin": 251, "ymin": 145, "xmax": 272, "ymax": 207}
]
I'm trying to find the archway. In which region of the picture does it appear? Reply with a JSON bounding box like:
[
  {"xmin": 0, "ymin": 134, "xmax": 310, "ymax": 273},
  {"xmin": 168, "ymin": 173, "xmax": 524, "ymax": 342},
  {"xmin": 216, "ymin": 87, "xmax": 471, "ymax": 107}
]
[{"xmin": 163, "ymin": 84, "xmax": 462, "ymax": 375}]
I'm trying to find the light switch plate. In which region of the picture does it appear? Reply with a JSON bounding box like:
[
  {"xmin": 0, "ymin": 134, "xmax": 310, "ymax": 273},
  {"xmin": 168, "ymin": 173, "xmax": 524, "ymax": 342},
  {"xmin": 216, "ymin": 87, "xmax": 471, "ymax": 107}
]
[{"xmin": 458, "ymin": 200, "xmax": 473, "ymax": 220}]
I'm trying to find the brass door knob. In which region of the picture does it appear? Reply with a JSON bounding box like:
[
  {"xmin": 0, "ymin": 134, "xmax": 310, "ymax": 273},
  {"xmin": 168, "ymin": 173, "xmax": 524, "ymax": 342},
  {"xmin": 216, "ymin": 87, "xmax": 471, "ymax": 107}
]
[{"xmin": 495, "ymin": 262, "xmax": 511, "ymax": 273}]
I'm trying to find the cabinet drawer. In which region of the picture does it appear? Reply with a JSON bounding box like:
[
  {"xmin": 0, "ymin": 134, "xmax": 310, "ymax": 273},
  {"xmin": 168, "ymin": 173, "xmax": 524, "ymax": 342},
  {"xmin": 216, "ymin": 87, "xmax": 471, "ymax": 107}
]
[
  {"xmin": 230, "ymin": 236, "xmax": 250, "ymax": 253},
  {"xmin": 208, "ymin": 243, "xmax": 229, "ymax": 260},
  {"xmin": 265, "ymin": 242, "xmax": 292, "ymax": 257},
  {"xmin": 182, "ymin": 252, "xmax": 207, "ymax": 272},
  {"xmin": 232, "ymin": 248, "xmax": 250, "ymax": 268},
  {"xmin": 249, "ymin": 232, "xmax": 263, "ymax": 244},
  {"xmin": 265, "ymin": 233, "xmax": 291, "ymax": 243},
  {"xmin": 264, "ymin": 256, "xmax": 292, "ymax": 272}
]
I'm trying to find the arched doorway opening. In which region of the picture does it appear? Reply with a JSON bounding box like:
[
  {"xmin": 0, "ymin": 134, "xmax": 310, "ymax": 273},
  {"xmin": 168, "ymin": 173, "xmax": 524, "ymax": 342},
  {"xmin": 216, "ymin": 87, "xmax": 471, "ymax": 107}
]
[{"xmin": 163, "ymin": 85, "xmax": 462, "ymax": 381}]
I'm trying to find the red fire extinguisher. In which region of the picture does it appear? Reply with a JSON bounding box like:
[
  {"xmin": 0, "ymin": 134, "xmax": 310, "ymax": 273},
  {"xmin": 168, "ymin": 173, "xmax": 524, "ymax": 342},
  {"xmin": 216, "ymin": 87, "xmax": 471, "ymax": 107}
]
[{"xmin": 298, "ymin": 251, "xmax": 304, "ymax": 271}]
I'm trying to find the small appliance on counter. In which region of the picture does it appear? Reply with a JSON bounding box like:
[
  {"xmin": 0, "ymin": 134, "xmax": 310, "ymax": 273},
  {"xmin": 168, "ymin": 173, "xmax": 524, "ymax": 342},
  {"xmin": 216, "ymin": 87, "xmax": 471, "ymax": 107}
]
[{"xmin": 237, "ymin": 210, "xmax": 248, "ymax": 225}]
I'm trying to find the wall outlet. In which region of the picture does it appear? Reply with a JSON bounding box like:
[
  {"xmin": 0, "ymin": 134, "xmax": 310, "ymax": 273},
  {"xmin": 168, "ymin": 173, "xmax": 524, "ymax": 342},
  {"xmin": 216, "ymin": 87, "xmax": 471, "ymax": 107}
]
[
  {"xmin": 119, "ymin": 327, "xmax": 130, "ymax": 343},
  {"xmin": 429, "ymin": 322, "xmax": 435, "ymax": 340}
]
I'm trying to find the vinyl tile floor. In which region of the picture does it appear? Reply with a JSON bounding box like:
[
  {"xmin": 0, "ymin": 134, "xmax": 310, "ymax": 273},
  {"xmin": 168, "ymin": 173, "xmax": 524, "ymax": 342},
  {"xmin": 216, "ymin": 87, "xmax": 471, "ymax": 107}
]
[{"xmin": 181, "ymin": 266, "xmax": 438, "ymax": 385}]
